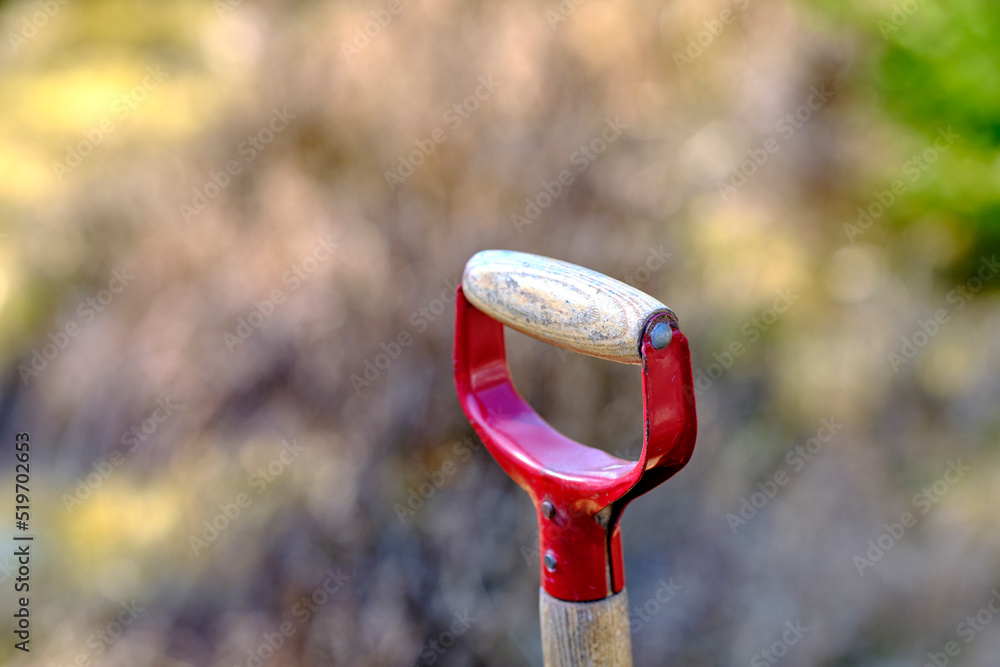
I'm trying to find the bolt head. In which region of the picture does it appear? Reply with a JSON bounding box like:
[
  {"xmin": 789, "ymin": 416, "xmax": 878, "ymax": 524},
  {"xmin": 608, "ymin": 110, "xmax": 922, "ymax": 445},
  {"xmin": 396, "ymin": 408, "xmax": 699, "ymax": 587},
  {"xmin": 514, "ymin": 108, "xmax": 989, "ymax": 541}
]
[
  {"xmin": 544, "ymin": 550, "xmax": 557, "ymax": 572},
  {"xmin": 541, "ymin": 500, "xmax": 556, "ymax": 519},
  {"xmin": 650, "ymin": 321, "xmax": 673, "ymax": 349}
]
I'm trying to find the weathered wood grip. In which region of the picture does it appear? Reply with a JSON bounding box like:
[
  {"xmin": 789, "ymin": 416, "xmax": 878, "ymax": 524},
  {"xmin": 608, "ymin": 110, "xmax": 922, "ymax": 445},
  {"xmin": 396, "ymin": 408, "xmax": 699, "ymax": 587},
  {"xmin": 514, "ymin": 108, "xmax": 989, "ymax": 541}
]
[
  {"xmin": 540, "ymin": 588, "xmax": 633, "ymax": 667},
  {"xmin": 461, "ymin": 250, "xmax": 673, "ymax": 364}
]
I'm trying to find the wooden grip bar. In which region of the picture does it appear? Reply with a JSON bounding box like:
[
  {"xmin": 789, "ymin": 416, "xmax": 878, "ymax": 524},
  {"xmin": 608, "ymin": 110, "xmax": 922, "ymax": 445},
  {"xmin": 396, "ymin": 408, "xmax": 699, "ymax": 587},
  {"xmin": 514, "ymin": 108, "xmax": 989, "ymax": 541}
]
[{"xmin": 461, "ymin": 250, "xmax": 674, "ymax": 364}]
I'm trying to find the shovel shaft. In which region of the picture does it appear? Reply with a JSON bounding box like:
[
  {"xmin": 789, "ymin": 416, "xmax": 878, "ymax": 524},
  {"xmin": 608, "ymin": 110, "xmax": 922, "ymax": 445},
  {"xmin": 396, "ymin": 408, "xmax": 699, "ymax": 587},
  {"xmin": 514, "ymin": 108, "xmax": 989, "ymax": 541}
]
[{"xmin": 540, "ymin": 588, "xmax": 633, "ymax": 667}]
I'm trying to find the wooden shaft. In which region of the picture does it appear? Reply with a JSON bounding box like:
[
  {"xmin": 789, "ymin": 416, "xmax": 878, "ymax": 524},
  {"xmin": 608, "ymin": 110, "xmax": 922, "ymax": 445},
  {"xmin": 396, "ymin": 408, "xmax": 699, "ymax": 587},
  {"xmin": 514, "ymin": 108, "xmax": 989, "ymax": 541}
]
[
  {"xmin": 462, "ymin": 250, "xmax": 674, "ymax": 364},
  {"xmin": 540, "ymin": 588, "xmax": 633, "ymax": 667}
]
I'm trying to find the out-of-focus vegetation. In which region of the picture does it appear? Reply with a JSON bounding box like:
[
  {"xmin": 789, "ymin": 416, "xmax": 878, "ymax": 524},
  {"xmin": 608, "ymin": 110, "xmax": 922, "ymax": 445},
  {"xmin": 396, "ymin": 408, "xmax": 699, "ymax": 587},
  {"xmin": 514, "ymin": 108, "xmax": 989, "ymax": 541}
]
[
  {"xmin": 813, "ymin": 0, "xmax": 1000, "ymax": 276},
  {"xmin": 0, "ymin": 0, "xmax": 998, "ymax": 665}
]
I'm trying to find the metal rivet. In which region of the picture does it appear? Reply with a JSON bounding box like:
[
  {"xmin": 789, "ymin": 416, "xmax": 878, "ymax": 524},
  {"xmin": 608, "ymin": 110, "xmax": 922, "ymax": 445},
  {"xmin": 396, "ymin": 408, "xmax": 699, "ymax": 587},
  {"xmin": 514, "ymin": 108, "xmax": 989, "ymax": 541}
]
[
  {"xmin": 544, "ymin": 550, "xmax": 557, "ymax": 572},
  {"xmin": 650, "ymin": 322, "xmax": 673, "ymax": 349},
  {"xmin": 541, "ymin": 500, "xmax": 556, "ymax": 519}
]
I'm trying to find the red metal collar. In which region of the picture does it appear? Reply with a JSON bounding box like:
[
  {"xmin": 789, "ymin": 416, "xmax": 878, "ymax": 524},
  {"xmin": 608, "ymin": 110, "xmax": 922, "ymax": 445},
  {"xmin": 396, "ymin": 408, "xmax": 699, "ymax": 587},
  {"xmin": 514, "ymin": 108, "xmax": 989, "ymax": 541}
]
[{"xmin": 453, "ymin": 286, "xmax": 697, "ymax": 602}]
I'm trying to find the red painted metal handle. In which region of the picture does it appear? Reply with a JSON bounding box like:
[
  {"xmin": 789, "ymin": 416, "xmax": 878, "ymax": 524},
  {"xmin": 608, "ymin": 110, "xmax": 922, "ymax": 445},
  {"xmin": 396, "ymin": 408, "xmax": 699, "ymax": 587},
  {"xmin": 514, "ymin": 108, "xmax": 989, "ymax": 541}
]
[{"xmin": 454, "ymin": 284, "xmax": 697, "ymax": 602}]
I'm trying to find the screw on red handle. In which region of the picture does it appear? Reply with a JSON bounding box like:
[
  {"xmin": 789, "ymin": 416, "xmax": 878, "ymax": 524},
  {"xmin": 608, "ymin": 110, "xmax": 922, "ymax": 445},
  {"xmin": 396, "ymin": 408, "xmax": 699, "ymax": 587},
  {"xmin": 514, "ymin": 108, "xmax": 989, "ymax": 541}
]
[{"xmin": 454, "ymin": 286, "xmax": 697, "ymax": 602}]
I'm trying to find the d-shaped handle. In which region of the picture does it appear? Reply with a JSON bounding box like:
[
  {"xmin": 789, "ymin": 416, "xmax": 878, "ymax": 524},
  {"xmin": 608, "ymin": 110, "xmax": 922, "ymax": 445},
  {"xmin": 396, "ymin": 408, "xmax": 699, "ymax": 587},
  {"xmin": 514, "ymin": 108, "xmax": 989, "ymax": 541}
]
[
  {"xmin": 456, "ymin": 250, "xmax": 697, "ymax": 667},
  {"xmin": 462, "ymin": 250, "xmax": 675, "ymax": 364},
  {"xmin": 454, "ymin": 279, "xmax": 696, "ymax": 601}
]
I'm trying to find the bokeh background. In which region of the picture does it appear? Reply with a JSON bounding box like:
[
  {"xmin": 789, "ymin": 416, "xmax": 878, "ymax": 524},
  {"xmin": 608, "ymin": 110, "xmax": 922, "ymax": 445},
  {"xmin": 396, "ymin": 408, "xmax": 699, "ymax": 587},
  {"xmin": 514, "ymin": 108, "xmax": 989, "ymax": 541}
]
[{"xmin": 1, "ymin": 0, "xmax": 999, "ymax": 664}]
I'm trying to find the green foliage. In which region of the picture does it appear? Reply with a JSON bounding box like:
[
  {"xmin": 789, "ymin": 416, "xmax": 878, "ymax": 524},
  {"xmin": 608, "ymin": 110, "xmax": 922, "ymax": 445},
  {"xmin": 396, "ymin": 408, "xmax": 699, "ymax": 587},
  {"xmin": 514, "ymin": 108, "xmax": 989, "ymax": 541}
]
[{"xmin": 822, "ymin": 0, "xmax": 1000, "ymax": 271}]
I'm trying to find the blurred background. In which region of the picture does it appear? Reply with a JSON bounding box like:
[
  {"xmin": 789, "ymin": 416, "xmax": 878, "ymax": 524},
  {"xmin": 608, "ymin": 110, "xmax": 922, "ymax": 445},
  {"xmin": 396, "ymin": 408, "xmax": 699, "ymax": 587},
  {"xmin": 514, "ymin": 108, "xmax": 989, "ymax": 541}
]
[{"xmin": 0, "ymin": 0, "xmax": 998, "ymax": 664}]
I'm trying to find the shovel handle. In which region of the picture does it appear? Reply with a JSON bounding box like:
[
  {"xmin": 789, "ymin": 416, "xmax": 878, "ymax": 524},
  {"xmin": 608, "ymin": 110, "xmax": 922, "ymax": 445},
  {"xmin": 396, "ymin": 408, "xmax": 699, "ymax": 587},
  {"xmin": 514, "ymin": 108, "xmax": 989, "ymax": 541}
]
[
  {"xmin": 462, "ymin": 250, "xmax": 674, "ymax": 365},
  {"xmin": 540, "ymin": 588, "xmax": 633, "ymax": 667}
]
